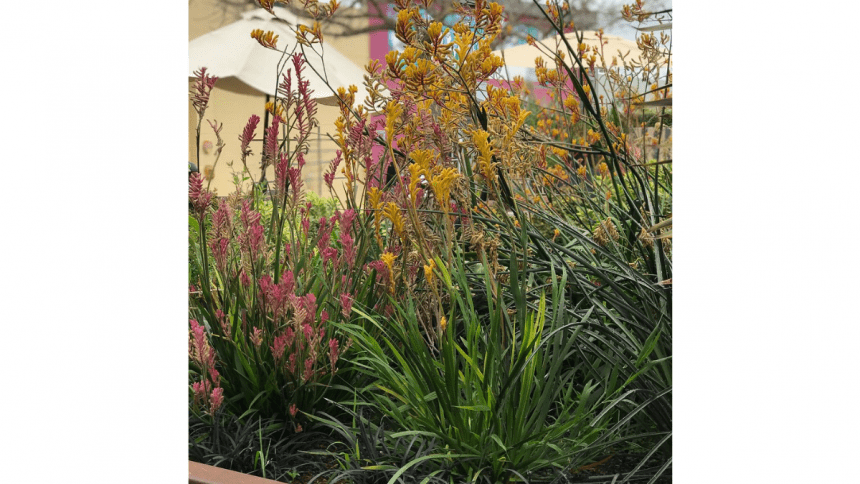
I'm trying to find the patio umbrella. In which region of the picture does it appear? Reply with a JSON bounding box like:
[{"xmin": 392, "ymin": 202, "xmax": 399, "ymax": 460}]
[
  {"xmin": 493, "ymin": 30, "xmax": 664, "ymax": 69},
  {"xmin": 189, "ymin": 7, "xmax": 379, "ymax": 106}
]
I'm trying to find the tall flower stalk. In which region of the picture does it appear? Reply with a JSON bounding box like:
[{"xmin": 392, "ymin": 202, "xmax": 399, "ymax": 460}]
[{"xmin": 190, "ymin": 67, "xmax": 218, "ymax": 168}]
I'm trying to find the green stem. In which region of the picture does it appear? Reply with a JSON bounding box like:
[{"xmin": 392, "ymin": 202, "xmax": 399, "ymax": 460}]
[{"xmin": 197, "ymin": 214, "xmax": 212, "ymax": 302}]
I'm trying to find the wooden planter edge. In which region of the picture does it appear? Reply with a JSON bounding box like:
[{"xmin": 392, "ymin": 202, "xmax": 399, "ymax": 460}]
[{"xmin": 189, "ymin": 461, "xmax": 284, "ymax": 484}]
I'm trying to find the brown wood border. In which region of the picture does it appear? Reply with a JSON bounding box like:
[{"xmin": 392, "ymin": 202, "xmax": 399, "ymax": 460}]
[{"xmin": 189, "ymin": 461, "xmax": 284, "ymax": 484}]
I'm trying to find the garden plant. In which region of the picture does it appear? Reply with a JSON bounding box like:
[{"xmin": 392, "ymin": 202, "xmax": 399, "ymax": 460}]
[{"xmin": 189, "ymin": 0, "xmax": 672, "ymax": 482}]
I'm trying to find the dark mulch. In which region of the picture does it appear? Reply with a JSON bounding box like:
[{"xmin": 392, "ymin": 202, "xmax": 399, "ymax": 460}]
[{"xmin": 560, "ymin": 452, "xmax": 671, "ymax": 484}]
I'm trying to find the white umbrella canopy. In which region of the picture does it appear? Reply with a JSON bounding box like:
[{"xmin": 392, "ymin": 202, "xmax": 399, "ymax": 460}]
[
  {"xmin": 494, "ymin": 30, "xmax": 664, "ymax": 70},
  {"xmin": 189, "ymin": 7, "xmax": 377, "ymax": 106}
]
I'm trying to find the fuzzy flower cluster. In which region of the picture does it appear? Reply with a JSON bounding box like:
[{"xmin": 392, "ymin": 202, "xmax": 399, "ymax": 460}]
[
  {"xmin": 192, "ymin": 194, "xmax": 360, "ymax": 419},
  {"xmin": 190, "ymin": 191, "xmax": 359, "ymax": 421},
  {"xmin": 189, "ymin": 319, "xmax": 224, "ymax": 415},
  {"xmin": 189, "ymin": 173, "xmax": 213, "ymax": 217},
  {"xmin": 191, "ymin": 67, "xmax": 218, "ymax": 118},
  {"xmin": 238, "ymin": 114, "xmax": 261, "ymax": 159},
  {"xmin": 263, "ymin": 289, "xmax": 342, "ymax": 385}
]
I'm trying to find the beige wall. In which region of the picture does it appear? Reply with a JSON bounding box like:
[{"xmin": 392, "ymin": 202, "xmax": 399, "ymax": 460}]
[{"xmin": 189, "ymin": 0, "xmax": 370, "ymax": 201}]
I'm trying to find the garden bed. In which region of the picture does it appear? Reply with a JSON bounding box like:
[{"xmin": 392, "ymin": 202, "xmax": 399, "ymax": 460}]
[{"xmin": 188, "ymin": 2, "xmax": 672, "ymax": 483}]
